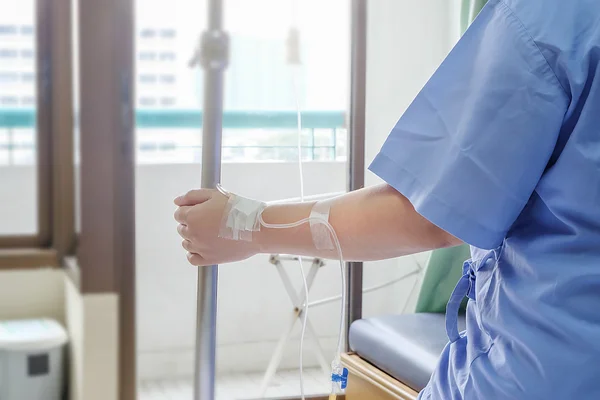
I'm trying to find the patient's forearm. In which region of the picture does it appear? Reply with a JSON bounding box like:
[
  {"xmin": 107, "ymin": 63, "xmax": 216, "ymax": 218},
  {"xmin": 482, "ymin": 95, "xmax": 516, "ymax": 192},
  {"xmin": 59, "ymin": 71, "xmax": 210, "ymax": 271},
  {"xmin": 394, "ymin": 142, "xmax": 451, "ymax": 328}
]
[{"xmin": 257, "ymin": 184, "xmax": 461, "ymax": 261}]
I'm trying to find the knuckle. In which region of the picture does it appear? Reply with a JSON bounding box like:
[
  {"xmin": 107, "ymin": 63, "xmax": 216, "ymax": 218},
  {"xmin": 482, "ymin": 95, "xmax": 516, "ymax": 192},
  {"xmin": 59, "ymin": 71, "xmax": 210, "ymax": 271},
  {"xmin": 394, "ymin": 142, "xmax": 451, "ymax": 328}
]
[
  {"xmin": 186, "ymin": 252, "xmax": 195, "ymax": 264},
  {"xmin": 175, "ymin": 208, "xmax": 186, "ymax": 222}
]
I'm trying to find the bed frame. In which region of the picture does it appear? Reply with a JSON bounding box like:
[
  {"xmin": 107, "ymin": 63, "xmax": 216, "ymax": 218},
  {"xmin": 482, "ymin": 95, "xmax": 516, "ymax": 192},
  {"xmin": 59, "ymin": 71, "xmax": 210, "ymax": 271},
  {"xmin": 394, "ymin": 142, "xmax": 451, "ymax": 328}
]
[{"xmin": 341, "ymin": 353, "xmax": 419, "ymax": 400}]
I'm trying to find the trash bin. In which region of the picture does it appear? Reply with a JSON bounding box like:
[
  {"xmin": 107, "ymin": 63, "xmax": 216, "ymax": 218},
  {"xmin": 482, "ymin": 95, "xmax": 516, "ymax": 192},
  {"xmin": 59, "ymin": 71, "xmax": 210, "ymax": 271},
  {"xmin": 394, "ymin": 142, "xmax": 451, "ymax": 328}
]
[{"xmin": 0, "ymin": 318, "xmax": 68, "ymax": 400}]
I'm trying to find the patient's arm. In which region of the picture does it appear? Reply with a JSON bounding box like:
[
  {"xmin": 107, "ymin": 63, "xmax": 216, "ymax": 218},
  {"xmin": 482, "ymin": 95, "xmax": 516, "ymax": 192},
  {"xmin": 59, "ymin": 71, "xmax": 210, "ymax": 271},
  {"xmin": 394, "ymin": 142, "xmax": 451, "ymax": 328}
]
[
  {"xmin": 258, "ymin": 184, "xmax": 461, "ymax": 260},
  {"xmin": 174, "ymin": 183, "xmax": 462, "ymax": 266}
]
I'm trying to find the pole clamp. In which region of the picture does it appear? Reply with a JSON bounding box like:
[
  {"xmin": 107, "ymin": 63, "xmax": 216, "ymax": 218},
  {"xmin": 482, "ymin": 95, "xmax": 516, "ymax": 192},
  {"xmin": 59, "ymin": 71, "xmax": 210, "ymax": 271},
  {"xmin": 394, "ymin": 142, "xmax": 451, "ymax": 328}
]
[{"xmin": 199, "ymin": 30, "xmax": 230, "ymax": 70}]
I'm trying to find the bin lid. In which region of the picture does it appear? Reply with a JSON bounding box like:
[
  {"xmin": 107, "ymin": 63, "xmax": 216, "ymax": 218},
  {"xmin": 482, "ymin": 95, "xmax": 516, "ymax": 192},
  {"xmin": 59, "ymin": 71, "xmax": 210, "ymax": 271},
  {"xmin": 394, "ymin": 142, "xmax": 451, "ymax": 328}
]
[{"xmin": 0, "ymin": 319, "xmax": 68, "ymax": 351}]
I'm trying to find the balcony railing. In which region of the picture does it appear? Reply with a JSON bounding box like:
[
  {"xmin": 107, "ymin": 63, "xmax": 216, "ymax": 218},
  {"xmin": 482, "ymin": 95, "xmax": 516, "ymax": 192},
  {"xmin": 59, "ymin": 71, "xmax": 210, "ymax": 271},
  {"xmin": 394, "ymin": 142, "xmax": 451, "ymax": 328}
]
[{"xmin": 0, "ymin": 109, "xmax": 347, "ymax": 165}]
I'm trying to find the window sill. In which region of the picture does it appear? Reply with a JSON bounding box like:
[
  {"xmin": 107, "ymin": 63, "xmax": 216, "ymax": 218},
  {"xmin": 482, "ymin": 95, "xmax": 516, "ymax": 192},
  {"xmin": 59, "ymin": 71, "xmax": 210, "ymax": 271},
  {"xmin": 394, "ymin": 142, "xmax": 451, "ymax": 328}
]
[{"xmin": 0, "ymin": 248, "xmax": 59, "ymax": 270}]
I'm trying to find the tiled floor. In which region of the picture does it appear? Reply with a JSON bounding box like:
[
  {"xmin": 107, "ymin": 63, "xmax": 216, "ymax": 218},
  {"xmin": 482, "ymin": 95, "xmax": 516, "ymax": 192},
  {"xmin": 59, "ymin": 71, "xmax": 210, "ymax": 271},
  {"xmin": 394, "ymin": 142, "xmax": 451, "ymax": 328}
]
[{"xmin": 139, "ymin": 368, "xmax": 330, "ymax": 400}]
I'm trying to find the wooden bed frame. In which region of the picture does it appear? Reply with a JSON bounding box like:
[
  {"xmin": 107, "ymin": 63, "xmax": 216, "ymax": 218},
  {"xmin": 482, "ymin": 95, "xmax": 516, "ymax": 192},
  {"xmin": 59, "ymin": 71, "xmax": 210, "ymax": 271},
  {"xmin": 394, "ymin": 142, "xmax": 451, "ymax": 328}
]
[{"xmin": 341, "ymin": 353, "xmax": 419, "ymax": 400}]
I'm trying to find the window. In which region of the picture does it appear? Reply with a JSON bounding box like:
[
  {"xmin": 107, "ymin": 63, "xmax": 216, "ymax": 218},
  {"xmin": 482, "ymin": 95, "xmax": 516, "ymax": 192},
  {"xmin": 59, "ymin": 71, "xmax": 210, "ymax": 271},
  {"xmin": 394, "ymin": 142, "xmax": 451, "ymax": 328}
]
[
  {"xmin": 0, "ymin": 0, "xmax": 39, "ymax": 238},
  {"xmin": 20, "ymin": 25, "xmax": 34, "ymax": 35},
  {"xmin": 0, "ymin": 73, "xmax": 19, "ymax": 83},
  {"xmin": 140, "ymin": 29, "xmax": 156, "ymax": 38},
  {"xmin": 131, "ymin": 0, "xmax": 349, "ymax": 165},
  {"xmin": 139, "ymin": 97, "xmax": 156, "ymax": 106},
  {"xmin": 0, "ymin": 25, "xmax": 17, "ymax": 35},
  {"xmin": 160, "ymin": 97, "xmax": 176, "ymax": 106},
  {"xmin": 0, "ymin": 96, "xmax": 18, "ymax": 106},
  {"xmin": 21, "ymin": 96, "xmax": 35, "ymax": 106},
  {"xmin": 21, "ymin": 72, "xmax": 35, "ymax": 82},
  {"xmin": 159, "ymin": 74, "xmax": 175, "ymax": 84},
  {"xmin": 158, "ymin": 52, "xmax": 176, "ymax": 61},
  {"xmin": 139, "ymin": 74, "xmax": 156, "ymax": 84},
  {"xmin": 21, "ymin": 49, "xmax": 34, "ymax": 59},
  {"xmin": 132, "ymin": 3, "xmax": 350, "ymax": 398},
  {"xmin": 159, "ymin": 29, "xmax": 176, "ymax": 38},
  {"xmin": 0, "ymin": 49, "xmax": 18, "ymax": 59},
  {"xmin": 138, "ymin": 51, "xmax": 156, "ymax": 61}
]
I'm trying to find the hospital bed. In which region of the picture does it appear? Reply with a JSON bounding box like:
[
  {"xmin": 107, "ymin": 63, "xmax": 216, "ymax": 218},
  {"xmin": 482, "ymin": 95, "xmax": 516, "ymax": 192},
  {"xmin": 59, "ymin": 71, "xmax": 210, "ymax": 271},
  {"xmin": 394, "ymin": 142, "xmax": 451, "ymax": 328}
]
[{"xmin": 341, "ymin": 245, "xmax": 470, "ymax": 399}]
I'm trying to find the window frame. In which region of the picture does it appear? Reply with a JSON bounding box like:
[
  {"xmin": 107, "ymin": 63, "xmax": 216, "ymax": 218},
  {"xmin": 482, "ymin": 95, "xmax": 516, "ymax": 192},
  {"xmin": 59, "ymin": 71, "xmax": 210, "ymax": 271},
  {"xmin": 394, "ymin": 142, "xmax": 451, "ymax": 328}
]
[
  {"xmin": 1, "ymin": 1, "xmax": 137, "ymax": 399},
  {"xmin": 77, "ymin": 0, "xmax": 137, "ymax": 398}
]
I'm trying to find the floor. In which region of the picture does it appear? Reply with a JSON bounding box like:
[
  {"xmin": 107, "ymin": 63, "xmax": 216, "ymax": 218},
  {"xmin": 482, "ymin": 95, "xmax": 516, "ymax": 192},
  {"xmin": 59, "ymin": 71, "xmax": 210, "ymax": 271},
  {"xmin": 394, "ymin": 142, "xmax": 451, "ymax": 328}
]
[{"xmin": 139, "ymin": 368, "xmax": 331, "ymax": 400}]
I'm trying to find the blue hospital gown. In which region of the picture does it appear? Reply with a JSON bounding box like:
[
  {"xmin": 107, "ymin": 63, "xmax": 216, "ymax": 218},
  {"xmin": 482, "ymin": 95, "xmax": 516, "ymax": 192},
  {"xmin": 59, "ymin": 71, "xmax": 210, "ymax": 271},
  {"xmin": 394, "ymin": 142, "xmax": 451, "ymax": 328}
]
[{"xmin": 369, "ymin": 0, "xmax": 600, "ymax": 398}]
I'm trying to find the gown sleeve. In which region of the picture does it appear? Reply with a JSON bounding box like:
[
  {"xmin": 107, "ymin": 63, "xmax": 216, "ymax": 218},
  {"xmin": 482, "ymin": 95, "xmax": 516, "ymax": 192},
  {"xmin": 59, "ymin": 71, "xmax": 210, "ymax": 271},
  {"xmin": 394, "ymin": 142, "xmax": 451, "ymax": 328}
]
[{"xmin": 369, "ymin": 0, "xmax": 569, "ymax": 249}]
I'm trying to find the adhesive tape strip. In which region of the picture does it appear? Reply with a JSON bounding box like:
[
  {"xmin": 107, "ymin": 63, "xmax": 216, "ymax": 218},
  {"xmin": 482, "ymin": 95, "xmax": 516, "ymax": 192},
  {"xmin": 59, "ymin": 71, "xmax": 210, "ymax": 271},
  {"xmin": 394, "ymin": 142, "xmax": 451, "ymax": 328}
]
[
  {"xmin": 219, "ymin": 191, "xmax": 266, "ymax": 242},
  {"xmin": 309, "ymin": 201, "xmax": 334, "ymax": 250}
]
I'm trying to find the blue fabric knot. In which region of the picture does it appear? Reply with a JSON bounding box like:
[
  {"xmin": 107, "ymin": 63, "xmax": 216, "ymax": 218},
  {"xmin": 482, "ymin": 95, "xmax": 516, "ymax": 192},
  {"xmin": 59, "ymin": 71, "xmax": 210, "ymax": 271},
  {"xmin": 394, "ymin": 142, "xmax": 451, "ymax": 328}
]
[
  {"xmin": 445, "ymin": 252, "xmax": 496, "ymax": 342},
  {"xmin": 445, "ymin": 262, "xmax": 472, "ymax": 343},
  {"xmin": 465, "ymin": 261, "xmax": 477, "ymax": 301}
]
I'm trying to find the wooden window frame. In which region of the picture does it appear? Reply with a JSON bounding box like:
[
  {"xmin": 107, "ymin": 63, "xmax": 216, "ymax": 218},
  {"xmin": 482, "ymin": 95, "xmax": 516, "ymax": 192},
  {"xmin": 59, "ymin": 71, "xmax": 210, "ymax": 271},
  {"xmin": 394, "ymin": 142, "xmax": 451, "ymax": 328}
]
[{"xmin": 77, "ymin": 0, "xmax": 137, "ymax": 398}]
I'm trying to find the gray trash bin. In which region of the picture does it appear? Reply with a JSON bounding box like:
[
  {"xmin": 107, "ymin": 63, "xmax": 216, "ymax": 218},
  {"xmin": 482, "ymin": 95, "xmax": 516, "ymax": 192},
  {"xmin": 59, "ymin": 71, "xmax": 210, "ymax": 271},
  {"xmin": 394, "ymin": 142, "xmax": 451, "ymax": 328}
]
[{"xmin": 0, "ymin": 319, "xmax": 68, "ymax": 400}]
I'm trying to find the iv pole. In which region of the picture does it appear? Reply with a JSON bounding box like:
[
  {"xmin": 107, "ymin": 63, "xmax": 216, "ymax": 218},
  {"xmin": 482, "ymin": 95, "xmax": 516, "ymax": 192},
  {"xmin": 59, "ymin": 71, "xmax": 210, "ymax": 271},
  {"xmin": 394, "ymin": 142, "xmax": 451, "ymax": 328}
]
[
  {"xmin": 345, "ymin": 0, "xmax": 367, "ymax": 349},
  {"xmin": 194, "ymin": 0, "xmax": 228, "ymax": 399},
  {"xmin": 194, "ymin": 0, "xmax": 367, "ymax": 398}
]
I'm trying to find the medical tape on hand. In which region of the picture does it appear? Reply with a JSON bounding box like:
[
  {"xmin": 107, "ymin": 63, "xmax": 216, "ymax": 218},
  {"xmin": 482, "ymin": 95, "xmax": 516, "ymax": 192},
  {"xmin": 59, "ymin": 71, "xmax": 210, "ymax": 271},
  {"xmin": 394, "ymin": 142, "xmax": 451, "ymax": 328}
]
[
  {"xmin": 309, "ymin": 201, "xmax": 334, "ymax": 250},
  {"xmin": 219, "ymin": 190, "xmax": 267, "ymax": 242}
]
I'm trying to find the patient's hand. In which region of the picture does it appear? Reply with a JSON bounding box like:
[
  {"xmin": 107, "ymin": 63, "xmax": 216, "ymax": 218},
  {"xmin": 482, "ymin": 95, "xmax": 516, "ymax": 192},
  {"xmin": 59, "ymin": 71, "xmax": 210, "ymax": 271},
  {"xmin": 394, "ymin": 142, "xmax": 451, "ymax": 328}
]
[{"xmin": 174, "ymin": 189, "xmax": 260, "ymax": 266}]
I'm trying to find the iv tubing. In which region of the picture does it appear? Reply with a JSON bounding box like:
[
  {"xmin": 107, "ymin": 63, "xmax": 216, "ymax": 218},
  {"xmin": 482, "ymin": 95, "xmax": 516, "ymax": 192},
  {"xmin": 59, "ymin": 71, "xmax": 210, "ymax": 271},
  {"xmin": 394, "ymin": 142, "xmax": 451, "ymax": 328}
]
[
  {"xmin": 257, "ymin": 215, "xmax": 347, "ymax": 358},
  {"xmin": 285, "ymin": 3, "xmax": 346, "ymax": 395},
  {"xmin": 292, "ymin": 63, "xmax": 310, "ymax": 400}
]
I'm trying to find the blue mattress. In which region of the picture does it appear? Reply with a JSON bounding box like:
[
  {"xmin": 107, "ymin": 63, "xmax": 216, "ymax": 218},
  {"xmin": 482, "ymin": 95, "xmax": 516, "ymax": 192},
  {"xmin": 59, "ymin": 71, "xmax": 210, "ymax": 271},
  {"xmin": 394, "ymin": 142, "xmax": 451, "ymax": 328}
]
[{"xmin": 349, "ymin": 313, "xmax": 465, "ymax": 391}]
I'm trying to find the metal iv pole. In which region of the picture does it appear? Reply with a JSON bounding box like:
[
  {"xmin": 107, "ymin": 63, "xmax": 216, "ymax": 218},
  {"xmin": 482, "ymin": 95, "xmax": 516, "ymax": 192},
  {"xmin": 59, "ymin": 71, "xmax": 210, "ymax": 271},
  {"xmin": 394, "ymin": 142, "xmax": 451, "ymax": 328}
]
[
  {"xmin": 345, "ymin": 0, "xmax": 367, "ymax": 348},
  {"xmin": 194, "ymin": 0, "xmax": 228, "ymax": 399}
]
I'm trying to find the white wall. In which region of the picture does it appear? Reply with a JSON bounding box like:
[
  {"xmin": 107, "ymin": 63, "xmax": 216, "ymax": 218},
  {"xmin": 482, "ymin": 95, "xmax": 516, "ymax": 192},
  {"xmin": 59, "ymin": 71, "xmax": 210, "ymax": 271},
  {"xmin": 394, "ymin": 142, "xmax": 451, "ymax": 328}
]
[
  {"xmin": 360, "ymin": 0, "xmax": 456, "ymax": 315},
  {"xmin": 0, "ymin": 268, "xmax": 65, "ymax": 323},
  {"xmin": 365, "ymin": 0, "xmax": 453, "ymax": 176},
  {"xmin": 65, "ymin": 277, "xmax": 119, "ymax": 400}
]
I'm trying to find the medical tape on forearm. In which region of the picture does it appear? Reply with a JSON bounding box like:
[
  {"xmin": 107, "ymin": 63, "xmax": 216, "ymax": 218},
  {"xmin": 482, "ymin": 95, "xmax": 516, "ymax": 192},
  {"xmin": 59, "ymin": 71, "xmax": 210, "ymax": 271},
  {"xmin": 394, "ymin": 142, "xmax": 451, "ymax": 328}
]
[
  {"xmin": 219, "ymin": 191, "xmax": 266, "ymax": 242},
  {"xmin": 309, "ymin": 201, "xmax": 335, "ymax": 250},
  {"xmin": 218, "ymin": 186, "xmax": 335, "ymax": 250}
]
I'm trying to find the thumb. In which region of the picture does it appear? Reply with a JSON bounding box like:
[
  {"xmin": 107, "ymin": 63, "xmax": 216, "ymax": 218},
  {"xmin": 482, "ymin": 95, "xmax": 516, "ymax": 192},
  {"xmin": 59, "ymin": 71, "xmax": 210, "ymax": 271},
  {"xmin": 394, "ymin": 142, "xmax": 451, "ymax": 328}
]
[{"xmin": 174, "ymin": 189, "xmax": 213, "ymax": 206}]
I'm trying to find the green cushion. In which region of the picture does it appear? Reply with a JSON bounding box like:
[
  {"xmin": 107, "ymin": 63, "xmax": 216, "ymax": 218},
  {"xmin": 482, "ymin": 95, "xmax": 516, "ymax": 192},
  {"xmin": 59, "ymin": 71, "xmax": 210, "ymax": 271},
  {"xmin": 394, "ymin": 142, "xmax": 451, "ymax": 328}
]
[{"xmin": 414, "ymin": 245, "xmax": 471, "ymax": 314}]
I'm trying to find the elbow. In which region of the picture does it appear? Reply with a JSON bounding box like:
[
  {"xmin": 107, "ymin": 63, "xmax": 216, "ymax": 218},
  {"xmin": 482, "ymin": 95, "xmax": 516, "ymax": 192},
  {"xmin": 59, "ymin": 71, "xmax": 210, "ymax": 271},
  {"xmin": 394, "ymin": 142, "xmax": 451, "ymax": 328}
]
[
  {"xmin": 439, "ymin": 230, "xmax": 463, "ymax": 249},
  {"xmin": 423, "ymin": 218, "xmax": 463, "ymax": 250}
]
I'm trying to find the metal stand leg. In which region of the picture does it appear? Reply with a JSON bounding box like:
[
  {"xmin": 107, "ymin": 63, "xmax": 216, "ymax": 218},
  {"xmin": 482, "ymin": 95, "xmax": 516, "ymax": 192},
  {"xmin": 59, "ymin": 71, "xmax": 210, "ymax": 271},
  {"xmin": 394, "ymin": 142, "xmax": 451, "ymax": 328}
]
[{"xmin": 259, "ymin": 255, "xmax": 329, "ymax": 397}]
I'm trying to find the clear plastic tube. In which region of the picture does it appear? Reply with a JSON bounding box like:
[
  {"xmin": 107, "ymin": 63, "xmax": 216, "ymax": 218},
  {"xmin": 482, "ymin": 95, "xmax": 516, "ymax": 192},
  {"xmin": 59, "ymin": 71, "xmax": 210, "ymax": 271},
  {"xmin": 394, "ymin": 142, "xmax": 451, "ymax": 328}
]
[
  {"xmin": 257, "ymin": 213, "xmax": 347, "ymax": 359},
  {"xmin": 277, "ymin": 5, "xmax": 347, "ymax": 396},
  {"xmin": 292, "ymin": 55, "xmax": 309, "ymax": 400}
]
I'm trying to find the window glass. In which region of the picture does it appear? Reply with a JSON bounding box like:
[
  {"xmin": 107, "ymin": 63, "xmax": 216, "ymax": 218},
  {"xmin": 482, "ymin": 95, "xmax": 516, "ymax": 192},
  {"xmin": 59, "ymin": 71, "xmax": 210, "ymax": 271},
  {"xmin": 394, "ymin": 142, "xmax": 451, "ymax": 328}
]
[
  {"xmin": 135, "ymin": 1, "xmax": 350, "ymax": 398},
  {"xmin": 0, "ymin": 0, "xmax": 38, "ymax": 235}
]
